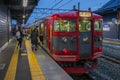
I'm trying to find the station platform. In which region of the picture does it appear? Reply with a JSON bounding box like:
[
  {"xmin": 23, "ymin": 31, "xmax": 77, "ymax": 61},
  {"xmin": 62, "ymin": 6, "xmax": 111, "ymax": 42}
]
[
  {"xmin": 103, "ymin": 38, "xmax": 120, "ymax": 60},
  {"xmin": 103, "ymin": 38, "xmax": 120, "ymax": 45},
  {"xmin": 0, "ymin": 38, "xmax": 73, "ymax": 80}
]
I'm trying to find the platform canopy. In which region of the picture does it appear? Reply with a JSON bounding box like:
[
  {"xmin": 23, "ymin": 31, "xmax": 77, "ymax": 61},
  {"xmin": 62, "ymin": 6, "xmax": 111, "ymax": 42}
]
[
  {"xmin": 95, "ymin": 0, "xmax": 120, "ymax": 14},
  {"xmin": 3, "ymin": 0, "xmax": 40, "ymax": 24}
]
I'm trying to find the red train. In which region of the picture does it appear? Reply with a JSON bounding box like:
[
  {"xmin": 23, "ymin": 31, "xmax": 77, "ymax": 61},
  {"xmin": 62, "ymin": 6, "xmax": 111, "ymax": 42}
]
[{"xmin": 31, "ymin": 10, "xmax": 102, "ymax": 73}]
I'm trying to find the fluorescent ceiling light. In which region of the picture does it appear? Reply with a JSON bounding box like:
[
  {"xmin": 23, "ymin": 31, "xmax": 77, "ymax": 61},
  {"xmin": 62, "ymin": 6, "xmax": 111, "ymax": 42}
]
[
  {"xmin": 23, "ymin": 15, "xmax": 25, "ymax": 18},
  {"xmin": 23, "ymin": 0, "xmax": 28, "ymax": 7}
]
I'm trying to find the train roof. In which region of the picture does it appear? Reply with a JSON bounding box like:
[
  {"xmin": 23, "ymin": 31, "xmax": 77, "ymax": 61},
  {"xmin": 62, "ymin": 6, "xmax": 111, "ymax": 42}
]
[
  {"xmin": 53, "ymin": 11, "xmax": 78, "ymax": 17},
  {"xmin": 30, "ymin": 10, "xmax": 102, "ymax": 26},
  {"xmin": 51, "ymin": 10, "xmax": 102, "ymax": 18}
]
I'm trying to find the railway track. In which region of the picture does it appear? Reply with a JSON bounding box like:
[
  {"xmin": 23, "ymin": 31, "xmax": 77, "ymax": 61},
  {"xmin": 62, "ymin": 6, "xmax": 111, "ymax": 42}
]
[
  {"xmin": 69, "ymin": 73, "xmax": 94, "ymax": 80},
  {"xmin": 40, "ymin": 43, "xmax": 119, "ymax": 80},
  {"xmin": 88, "ymin": 56, "xmax": 120, "ymax": 80},
  {"xmin": 70, "ymin": 54, "xmax": 120, "ymax": 80},
  {"xmin": 101, "ymin": 54, "xmax": 120, "ymax": 64}
]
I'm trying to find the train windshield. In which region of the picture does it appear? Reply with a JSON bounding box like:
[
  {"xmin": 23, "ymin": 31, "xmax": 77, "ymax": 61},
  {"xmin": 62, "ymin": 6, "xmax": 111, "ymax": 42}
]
[
  {"xmin": 54, "ymin": 20, "xmax": 76, "ymax": 32},
  {"xmin": 79, "ymin": 20, "xmax": 91, "ymax": 32},
  {"xmin": 94, "ymin": 21, "xmax": 102, "ymax": 32}
]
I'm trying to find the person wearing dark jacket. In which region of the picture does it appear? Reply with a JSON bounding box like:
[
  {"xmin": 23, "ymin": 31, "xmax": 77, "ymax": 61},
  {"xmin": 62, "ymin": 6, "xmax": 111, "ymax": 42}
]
[
  {"xmin": 16, "ymin": 29, "xmax": 23, "ymax": 48},
  {"xmin": 31, "ymin": 28, "xmax": 38, "ymax": 51}
]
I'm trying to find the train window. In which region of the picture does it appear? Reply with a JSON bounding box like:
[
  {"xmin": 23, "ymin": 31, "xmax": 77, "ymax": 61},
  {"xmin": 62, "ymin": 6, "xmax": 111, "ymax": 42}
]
[
  {"xmin": 94, "ymin": 21, "xmax": 102, "ymax": 31},
  {"xmin": 54, "ymin": 20, "xmax": 76, "ymax": 32},
  {"xmin": 79, "ymin": 20, "xmax": 91, "ymax": 32}
]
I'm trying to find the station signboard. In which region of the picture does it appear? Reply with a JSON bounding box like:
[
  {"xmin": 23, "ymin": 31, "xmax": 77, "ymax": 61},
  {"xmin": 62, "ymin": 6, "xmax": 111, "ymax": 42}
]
[{"xmin": 103, "ymin": 24, "xmax": 110, "ymax": 31}]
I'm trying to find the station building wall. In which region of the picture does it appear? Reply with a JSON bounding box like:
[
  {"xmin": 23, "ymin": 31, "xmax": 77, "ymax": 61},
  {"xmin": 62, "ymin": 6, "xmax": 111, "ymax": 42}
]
[
  {"xmin": 0, "ymin": 4, "xmax": 11, "ymax": 52},
  {"xmin": 102, "ymin": 12, "xmax": 120, "ymax": 39}
]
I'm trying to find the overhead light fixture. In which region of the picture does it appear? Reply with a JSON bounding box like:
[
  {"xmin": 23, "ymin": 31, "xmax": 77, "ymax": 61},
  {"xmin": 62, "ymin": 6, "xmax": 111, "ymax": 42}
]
[
  {"xmin": 23, "ymin": 0, "xmax": 28, "ymax": 7},
  {"xmin": 23, "ymin": 15, "xmax": 25, "ymax": 18}
]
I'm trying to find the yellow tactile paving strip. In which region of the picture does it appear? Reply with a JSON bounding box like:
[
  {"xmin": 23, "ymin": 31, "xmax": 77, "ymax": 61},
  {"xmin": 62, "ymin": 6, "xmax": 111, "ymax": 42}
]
[
  {"xmin": 4, "ymin": 43, "xmax": 19, "ymax": 80},
  {"xmin": 25, "ymin": 39, "xmax": 46, "ymax": 80}
]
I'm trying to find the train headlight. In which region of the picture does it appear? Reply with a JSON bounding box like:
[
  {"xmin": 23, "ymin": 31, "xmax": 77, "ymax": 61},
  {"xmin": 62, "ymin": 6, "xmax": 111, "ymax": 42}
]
[{"xmin": 62, "ymin": 37, "xmax": 67, "ymax": 43}]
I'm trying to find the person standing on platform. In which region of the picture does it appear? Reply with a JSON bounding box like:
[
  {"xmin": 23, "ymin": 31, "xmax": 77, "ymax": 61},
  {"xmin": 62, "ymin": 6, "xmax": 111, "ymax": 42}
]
[
  {"xmin": 31, "ymin": 28, "xmax": 38, "ymax": 51},
  {"xmin": 16, "ymin": 29, "xmax": 23, "ymax": 48},
  {"xmin": 26, "ymin": 28, "xmax": 31, "ymax": 39},
  {"xmin": 22, "ymin": 27, "xmax": 27, "ymax": 38},
  {"xmin": 40, "ymin": 28, "xmax": 44, "ymax": 44}
]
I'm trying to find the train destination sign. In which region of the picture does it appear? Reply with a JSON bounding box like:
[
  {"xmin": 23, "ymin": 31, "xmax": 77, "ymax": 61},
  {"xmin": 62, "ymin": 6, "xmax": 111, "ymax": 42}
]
[{"xmin": 79, "ymin": 12, "xmax": 91, "ymax": 17}]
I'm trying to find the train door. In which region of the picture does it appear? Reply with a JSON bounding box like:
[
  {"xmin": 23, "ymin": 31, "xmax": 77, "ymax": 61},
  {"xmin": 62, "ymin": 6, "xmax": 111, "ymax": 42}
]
[
  {"xmin": 46, "ymin": 20, "xmax": 50, "ymax": 50},
  {"xmin": 78, "ymin": 19, "xmax": 92, "ymax": 58},
  {"xmin": 46, "ymin": 20, "xmax": 53, "ymax": 51},
  {"xmin": 40, "ymin": 21, "xmax": 45, "ymax": 45}
]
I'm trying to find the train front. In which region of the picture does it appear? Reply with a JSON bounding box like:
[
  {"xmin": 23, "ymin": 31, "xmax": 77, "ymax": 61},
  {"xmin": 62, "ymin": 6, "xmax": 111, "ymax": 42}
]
[{"xmin": 49, "ymin": 11, "xmax": 102, "ymax": 73}]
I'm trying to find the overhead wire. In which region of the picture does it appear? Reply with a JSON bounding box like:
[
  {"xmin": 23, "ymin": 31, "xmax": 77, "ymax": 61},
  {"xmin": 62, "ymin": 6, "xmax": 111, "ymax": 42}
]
[
  {"xmin": 51, "ymin": 0, "xmax": 64, "ymax": 9},
  {"xmin": 35, "ymin": 0, "xmax": 72, "ymax": 17},
  {"xmin": 57, "ymin": 0, "xmax": 73, "ymax": 9},
  {"xmin": 27, "ymin": 0, "xmax": 72, "ymax": 24},
  {"xmin": 40, "ymin": 0, "xmax": 64, "ymax": 17},
  {"xmin": 46, "ymin": 0, "xmax": 57, "ymax": 9}
]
